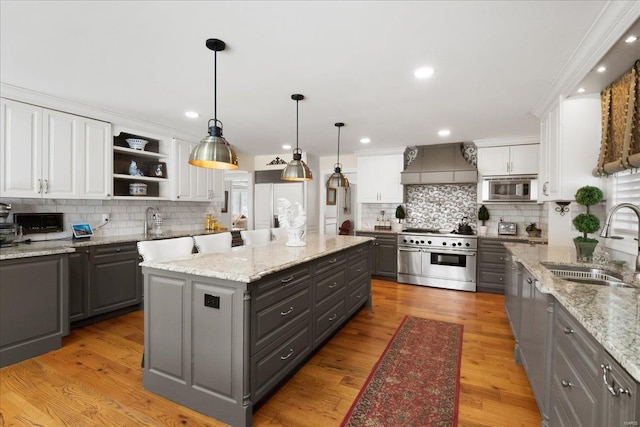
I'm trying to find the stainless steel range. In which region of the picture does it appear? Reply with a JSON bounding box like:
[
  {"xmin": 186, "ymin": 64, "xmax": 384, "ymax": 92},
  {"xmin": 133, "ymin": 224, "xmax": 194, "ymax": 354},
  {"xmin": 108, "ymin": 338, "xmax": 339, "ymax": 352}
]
[{"xmin": 397, "ymin": 228, "xmax": 477, "ymax": 292}]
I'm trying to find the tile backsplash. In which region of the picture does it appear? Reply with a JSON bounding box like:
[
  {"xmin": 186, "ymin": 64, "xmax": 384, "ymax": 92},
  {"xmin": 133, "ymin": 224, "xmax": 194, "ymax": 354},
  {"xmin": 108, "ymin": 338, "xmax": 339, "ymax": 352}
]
[
  {"xmin": 478, "ymin": 203, "xmax": 546, "ymax": 237},
  {"xmin": 404, "ymin": 184, "xmax": 477, "ymax": 231},
  {"xmin": 0, "ymin": 198, "xmax": 221, "ymax": 240}
]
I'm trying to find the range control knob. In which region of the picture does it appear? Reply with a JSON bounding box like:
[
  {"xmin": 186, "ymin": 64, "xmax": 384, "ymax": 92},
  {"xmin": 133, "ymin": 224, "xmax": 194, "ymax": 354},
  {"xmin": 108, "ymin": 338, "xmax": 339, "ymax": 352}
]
[
  {"xmin": 427, "ymin": 240, "xmax": 432, "ymax": 244},
  {"xmin": 403, "ymin": 239, "xmax": 408, "ymax": 243},
  {"xmin": 465, "ymin": 242, "xmax": 470, "ymax": 247},
  {"xmin": 420, "ymin": 240, "xmax": 425, "ymax": 244},
  {"xmin": 458, "ymin": 242, "xmax": 462, "ymax": 246},
  {"xmin": 410, "ymin": 239, "xmax": 414, "ymax": 244},
  {"xmin": 442, "ymin": 242, "xmax": 447, "ymax": 245}
]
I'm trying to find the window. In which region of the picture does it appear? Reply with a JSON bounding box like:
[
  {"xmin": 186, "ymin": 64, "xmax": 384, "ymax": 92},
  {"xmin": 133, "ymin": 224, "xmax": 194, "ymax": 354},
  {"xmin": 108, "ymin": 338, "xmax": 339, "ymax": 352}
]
[{"xmin": 604, "ymin": 169, "xmax": 640, "ymax": 254}]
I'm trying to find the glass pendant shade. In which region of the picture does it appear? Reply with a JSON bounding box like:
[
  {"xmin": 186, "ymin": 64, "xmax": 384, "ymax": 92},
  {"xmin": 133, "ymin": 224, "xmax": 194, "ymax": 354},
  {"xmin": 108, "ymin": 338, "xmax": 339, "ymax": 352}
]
[
  {"xmin": 326, "ymin": 122, "xmax": 349, "ymax": 188},
  {"xmin": 189, "ymin": 38, "xmax": 239, "ymax": 170},
  {"xmin": 282, "ymin": 94, "xmax": 313, "ymax": 181}
]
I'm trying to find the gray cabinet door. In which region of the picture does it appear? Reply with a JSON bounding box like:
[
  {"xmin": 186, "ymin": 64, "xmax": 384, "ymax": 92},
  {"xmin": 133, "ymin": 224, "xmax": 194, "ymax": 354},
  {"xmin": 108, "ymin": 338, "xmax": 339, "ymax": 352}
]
[
  {"xmin": 601, "ymin": 353, "xmax": 639, "ymax": 426},
  {"xmin": 375, "ymin": 238, "xmax": 397, "ymax": 278},
  {"xmin": 89, "ymin": 243, "xmax": 141, "ymax": 315},
  {"xmin": 69, "ymin": 250, "xmax": 89, "ymax": 322},
  {"xmin": 503, "ymin": 257, "xmax": 521, "ymax": 357}
]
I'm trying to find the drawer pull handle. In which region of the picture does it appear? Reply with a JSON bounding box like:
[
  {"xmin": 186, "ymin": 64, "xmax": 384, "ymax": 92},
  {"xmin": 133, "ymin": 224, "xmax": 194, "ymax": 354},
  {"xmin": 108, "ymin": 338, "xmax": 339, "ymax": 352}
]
[
  {"xmin": 356, "ymin": 293, "xmax": 363, "ymax": 298},
  {"xmin": 280, "ymin": 349, "xmax": 294, "ymax": 360},
  {"xmin": 499, "ymin": 257, "xmax": 504, "ymax": 261},
  {"xmin": 328, "ymin": 258, "xmax": 338, "ymax": 264},
  {"xmin": 280, "ymin": 307, "xmax": 294, "ymax": 316},
  {"xmin": 328, "ymin": 313, "xmax": 338, "ymax": 321},
  {"xmin": 601, "ymin": 364, "xmax": 632, "ymax": 397},
  {"xmin": 563, "ymin": 326, "xmax": 574, "ymax": 334},
  {"xmin": 329, "ymin": 282, "xmax": 338, "ymax": 289},
  {"xmin": 356, "ymin": 268, "xmax": 362, "ymax": 272},
  {"xmin": 561, "ymin": 380, "xmax": 574, "ymax": 388},
  {"xmin": 281, "ymin": 275, "xmax": 294, "ymax": 284},
  {"xmin": 504, "ymin": 256, "xmax": 510, "ymax": 261},
  {"xmin": 527, "ymin": 278, "xmax": 534, "ymax": 284}
]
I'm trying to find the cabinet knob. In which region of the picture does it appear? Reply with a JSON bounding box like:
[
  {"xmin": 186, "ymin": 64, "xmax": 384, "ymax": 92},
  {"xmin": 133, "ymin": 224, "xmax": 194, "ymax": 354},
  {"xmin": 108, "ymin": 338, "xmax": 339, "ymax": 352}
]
[
  {"xmin": 563, "ymin": 326, "xmax": 574, "ymax": 334},
  {"xmin": 527, "ymin": 278, "xmax": 534, "ymax": 284},
  {"xmin": 561, "ymin": 379, "xmax": 574, "ymax": 388},
  {"xmin": 499, "ymin": 277, "xmax": 503, "ymax": 281}
]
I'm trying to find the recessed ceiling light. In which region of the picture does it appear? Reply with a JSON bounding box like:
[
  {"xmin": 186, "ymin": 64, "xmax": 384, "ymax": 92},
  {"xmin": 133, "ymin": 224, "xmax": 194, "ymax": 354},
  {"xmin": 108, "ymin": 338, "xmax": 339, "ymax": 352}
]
[
  {"xmin": 282, "ymin": 144, "xmax": 291, "ymax": 150},
  {"xmin": 438, "ymin": 129, "xmax": 451, "ymax": 137},
  {"xmin": 597, "ymin": 65, "xmax": 607, "ymax": 73},
  {"xmin": 625, "ymin": 35, "xmax": 638, "ymax": 44},
  {"xmin": 185, "ymin": 111, "xmax": 199, "ymax": 119},
  {"xmin": 360, "ymin": 138, "xmax": 371, "ymax": 144},
  {"xmin": 414, "ymin": 67, "xmax": 435, "ymax": 79},
  {"xmin": 577, "ymin": 87, "xmax": 586, "ymax": 93}
]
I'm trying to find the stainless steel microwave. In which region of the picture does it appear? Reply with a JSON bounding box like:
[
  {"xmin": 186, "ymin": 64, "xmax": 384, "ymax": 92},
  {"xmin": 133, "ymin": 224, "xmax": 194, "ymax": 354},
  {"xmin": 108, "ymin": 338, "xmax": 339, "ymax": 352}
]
[{"xmin": 481, "ymin": 176, "xmax": 538, "ymax": 202}]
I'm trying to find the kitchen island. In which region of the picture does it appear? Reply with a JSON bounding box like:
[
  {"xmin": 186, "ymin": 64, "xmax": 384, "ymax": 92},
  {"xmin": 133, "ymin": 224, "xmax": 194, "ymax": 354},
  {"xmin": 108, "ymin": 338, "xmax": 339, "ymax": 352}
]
[{"xmin": 139, "ymin": 234, "xmax": 373, "ymax": 427}]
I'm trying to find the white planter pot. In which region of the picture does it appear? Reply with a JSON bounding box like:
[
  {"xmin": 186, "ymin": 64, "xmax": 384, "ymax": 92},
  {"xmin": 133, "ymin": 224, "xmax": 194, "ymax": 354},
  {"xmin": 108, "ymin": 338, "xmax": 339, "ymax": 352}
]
[{"xmin": 478, "ymin": 225, "xmax": 488, "ymax": 236}]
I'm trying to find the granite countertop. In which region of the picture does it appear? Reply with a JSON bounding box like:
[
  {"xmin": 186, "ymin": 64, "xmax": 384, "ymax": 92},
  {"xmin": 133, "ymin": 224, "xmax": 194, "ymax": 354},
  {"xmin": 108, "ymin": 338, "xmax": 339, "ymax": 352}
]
[
  {"xmin": 0, "ymin": 229, "xmax": 229, "ymax": 261},
  {"xmin": 504, "ymin": 242, "xmax": 640, "ymax": 382},
  {"xmin": 140, "ymin": 235, "xmax": 373, "ymax": 283},
  {"xmin": 480, "ymin": 234, "xmax": 548, "ymax": 244},
  {"xmin": 355, "ymin": 228, "xmax": 399, "ymax": 235}
]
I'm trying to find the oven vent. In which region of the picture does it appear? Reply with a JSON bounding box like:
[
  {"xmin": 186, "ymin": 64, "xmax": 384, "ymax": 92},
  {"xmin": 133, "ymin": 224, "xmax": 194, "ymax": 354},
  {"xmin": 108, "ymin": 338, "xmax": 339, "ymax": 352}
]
[{"xmin": 401, "ymin": 143, "xmax": 477, "ymax": 185}]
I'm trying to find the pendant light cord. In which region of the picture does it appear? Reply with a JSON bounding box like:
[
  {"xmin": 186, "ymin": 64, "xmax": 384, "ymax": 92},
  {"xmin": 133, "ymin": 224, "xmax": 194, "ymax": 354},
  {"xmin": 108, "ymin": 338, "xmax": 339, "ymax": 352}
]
[
  {"xmin": 213, "ymin": 49, "xmax": 217, "ymax": 122},
  {"xmin": 337, "ymin": 125, "xmax": 341, "ymax": 165},
  {"xmin": 295, "ymin": 99, "xmax": 299, "ymax": 151}
]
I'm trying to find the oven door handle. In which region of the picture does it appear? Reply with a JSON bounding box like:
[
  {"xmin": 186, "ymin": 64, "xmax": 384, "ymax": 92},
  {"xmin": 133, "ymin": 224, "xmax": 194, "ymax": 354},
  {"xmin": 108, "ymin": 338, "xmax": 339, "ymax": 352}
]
[
  {"xmin": 428, "ymin": 249, "xmax": 476, "ymax": 256},
  {"xmin": 398, "ymin": 247, "xmax": 421, "ymax": 253}
]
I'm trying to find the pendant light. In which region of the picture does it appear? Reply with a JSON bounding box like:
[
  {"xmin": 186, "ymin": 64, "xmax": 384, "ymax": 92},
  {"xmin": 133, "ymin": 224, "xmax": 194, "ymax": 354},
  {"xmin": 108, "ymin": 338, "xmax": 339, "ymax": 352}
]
[
  {"xmin": 326, "ymin": 122, "xmax": 349, "ymax": 188},
  {"xmin": 282, "ymin": 94, "xmax": 313, "ymax": 181},
  {"xmin": 189, "ymin": 38, "xmax": 239, "ymax": 170}
]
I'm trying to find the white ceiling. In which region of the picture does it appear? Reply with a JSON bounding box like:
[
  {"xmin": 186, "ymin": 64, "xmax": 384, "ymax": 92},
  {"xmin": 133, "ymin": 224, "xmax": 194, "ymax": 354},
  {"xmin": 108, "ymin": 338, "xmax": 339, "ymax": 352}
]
[{"xmin": 0, "ymin": 1, "xmax": 636, "ymax": 160}]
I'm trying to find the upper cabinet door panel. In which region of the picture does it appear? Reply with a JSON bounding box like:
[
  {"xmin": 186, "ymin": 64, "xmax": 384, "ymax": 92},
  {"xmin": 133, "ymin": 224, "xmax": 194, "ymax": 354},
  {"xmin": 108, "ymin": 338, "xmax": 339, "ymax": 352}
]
[
  {"xmin": 83, "ymin": 118, "xmax": 112, "ymax": 199},
  {"xmin": 509, "ymin": 144, "xmax": 539, "ymax": 175},
  {"xmin": 0, "ymin": 99, "xmax": 43, "ymax": 197},
  {"xmin": 43, "ymin": 109, "xmax": 80, "ymax": 198},
  {"xmin": 477, "ymin": 146, "xmax": 510, "ymax": 176}
]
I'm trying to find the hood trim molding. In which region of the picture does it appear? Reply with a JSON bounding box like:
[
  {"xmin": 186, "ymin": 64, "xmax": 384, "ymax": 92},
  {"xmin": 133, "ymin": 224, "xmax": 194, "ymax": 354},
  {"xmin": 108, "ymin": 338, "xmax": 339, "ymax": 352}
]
[{"xmin": 401, "ymin": 143, "xmax": 478, "ymax": 185}]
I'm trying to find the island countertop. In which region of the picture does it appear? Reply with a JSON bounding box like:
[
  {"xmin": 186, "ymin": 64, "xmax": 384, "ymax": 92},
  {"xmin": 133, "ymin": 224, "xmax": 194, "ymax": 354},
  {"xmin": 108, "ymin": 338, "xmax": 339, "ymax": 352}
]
[
  {"xmin": 504, "ymin": 242, "xmax": 640, "ymax": 382},
  {"xmin": 140, "ymin": 234, "xmax": 373, "ymax": 283}
]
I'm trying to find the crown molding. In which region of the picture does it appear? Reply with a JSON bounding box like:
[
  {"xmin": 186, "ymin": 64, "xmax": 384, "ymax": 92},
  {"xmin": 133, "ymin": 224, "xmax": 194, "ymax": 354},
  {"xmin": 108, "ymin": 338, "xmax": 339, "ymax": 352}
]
[
  {"xmin": 473, "ymin": 136, "xmax": 538, "ymax": 148},
  {"xmin": 354, "ymin": 147, "xmax": 406, "ymax": 157},
  {"xmin": 531, "ymin": 1, "xmax": 640, "ymax": 118}
]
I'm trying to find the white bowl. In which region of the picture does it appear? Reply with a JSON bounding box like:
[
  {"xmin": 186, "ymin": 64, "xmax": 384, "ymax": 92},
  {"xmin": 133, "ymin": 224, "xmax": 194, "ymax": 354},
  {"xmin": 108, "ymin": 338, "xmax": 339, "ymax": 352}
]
[{"xmin": 125, "ymin": 138, "xmax": 148, "ymax": 150}]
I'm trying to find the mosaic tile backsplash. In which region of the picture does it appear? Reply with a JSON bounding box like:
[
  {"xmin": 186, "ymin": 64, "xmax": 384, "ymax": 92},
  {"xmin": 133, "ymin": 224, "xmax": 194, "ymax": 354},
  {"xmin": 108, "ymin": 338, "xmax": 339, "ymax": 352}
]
[{"xmin": 404, "ymin": 184, "xmax": 478, "ymax": 231}]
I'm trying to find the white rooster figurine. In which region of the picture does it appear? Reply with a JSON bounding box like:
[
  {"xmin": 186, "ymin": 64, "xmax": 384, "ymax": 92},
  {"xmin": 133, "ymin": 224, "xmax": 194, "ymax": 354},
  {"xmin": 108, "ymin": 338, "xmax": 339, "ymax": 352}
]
[{"xmin": 277, "ymin": 198, "xmax": 307, "ymax": 247}]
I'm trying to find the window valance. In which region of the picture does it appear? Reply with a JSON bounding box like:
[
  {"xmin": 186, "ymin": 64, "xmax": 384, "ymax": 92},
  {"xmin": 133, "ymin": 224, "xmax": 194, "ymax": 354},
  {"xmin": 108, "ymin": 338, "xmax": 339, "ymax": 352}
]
[{"xmin": 593, "ymin": 59, "xmax": 640, "ymax": 176}]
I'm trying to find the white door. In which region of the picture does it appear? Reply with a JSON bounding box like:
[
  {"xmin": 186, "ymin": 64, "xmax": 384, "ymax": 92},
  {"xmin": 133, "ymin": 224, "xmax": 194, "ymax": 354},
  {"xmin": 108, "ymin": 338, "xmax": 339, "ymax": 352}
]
[
  {"xmin": 379, "ymin": 154, "xmax": 404, "ymax": 203},
  {"xmin": 43, "ymin": 109, "xmax": 80, "ymax": 198},
  {"xmin": 83, "ymin": 118, "xmax": 112, "ymax": 199},
  {"xmin": 254, "ymin": 183, "xmax": 273, "ymax": 229},
  {"xmin": 357, "ymin": 156, "xmax": 380, "ymax": 201},
  {"xmin": 0, "ymin": 99, "xmax": 43, "ymax": 197}
]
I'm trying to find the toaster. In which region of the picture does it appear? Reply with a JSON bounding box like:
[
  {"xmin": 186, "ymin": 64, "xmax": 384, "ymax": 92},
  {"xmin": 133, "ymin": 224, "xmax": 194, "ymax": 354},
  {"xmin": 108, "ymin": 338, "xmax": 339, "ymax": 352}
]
[{"xmin": 498, "ymin": 222, "xmax": 517, "ymax": 235}]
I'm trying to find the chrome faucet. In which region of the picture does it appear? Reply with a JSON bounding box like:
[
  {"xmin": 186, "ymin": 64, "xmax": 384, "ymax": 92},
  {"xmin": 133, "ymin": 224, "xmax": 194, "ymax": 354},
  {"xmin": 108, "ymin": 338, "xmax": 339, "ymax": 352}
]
[
  {"xmin": 144, "ymin": 207, "xmax": 157, "ymax": 237},
  {"xmin": 600, "ymin": 202, "xmax": 640, "ymax": 282}
]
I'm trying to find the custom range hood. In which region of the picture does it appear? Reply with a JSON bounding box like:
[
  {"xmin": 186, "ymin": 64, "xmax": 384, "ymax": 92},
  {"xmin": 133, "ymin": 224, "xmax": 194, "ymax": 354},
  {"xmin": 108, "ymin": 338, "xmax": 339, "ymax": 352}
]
[{"xmin": 401, "ymin": 143, "xmax": 478, "ymax": 185}]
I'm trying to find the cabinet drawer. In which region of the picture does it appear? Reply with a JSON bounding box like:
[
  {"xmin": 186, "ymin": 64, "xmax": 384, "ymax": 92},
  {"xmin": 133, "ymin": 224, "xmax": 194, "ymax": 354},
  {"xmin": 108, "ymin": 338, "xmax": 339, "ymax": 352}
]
[
  {"xmin": 252, "ymin": 287, "xmax": 311, "ymax": 354},
  {"xmin": 552, "ymin": 344, "xmax": 600, "ymax": 427},
  {"xmin": 478, "ymin": 270, "xmax": 505, "ymax": 286},
  {"xmin": 314, "ymin": 298, "xmax": 346, "ymax": 345},
  {"xmin": 347, "ymin": 281, "xmax": 369, "ymax": 314},
  {"xmin": 555, "ymin": 304, "xmax": 600, "ymax": 383},
  {"xmin": 252, "ymin": 265, "xmax": 310, "ymax": 310},
  {"xmin": 90, "ymin": 242, "xmax": 137, "ymax": 258},
  {"xmin": 315, "ymin": 269, "xmax": 346, "ymax": 306},
  {"xmin": 252, "ymin": 324, "xmax": 312, "ymax": 403},
  {"xmin": 348, "ymin": 257, "xmax": 369, "ymax": 281},
  {"xmin": 315, "ymin": 252, "xmax": 346, "ymax": 275},
  {"xmin": 478, "ymin": 250, "xmax": 506, "ymax": 266},
  {"xmin": 349, "ymin": 244, "xmax": 369, "ymax": 260}
]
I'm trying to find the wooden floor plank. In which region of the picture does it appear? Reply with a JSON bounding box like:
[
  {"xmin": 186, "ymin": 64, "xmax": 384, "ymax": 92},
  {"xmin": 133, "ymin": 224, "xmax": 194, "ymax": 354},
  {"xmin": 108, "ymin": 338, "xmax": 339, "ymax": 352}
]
[{"xmin": 0, "ymin": 279, "xmax": 541, "ymax": 426}]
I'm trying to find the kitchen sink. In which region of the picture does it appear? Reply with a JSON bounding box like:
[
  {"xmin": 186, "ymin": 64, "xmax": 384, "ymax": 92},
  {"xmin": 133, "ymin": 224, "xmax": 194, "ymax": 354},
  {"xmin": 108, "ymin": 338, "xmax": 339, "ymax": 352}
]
[{"xmin": 540, "ymin": 263, "xmax": 634, "ymax": 288}]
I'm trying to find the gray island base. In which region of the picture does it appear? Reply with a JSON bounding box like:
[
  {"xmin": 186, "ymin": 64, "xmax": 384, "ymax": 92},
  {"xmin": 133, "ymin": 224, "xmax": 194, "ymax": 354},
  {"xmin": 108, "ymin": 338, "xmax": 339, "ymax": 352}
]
[{"xmin": 140, "ymin": 235, "xmax": 373, "ymax": 426}]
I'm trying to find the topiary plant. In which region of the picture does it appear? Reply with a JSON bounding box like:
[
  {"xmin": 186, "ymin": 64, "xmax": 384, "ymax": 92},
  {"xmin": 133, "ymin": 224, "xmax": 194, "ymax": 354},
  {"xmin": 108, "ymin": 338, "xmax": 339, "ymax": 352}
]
[
  {"xmin": 395, "ymin": 205, "xmax": 406, "ymax": 223},
  {"xmin": 478, "ymin": 205, "xmax": 489, "ymax": 225},
  {"xmin": 572, "ymin": 185, "xmax": 603, "ymax": 260},
  {"xmin": 573, "ymin": 186, "xmax": 603, "ymax": 241}
]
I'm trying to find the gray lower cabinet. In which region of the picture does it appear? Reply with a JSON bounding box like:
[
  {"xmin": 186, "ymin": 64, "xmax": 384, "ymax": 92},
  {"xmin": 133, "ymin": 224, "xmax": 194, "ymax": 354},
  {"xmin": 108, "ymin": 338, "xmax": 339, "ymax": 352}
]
[
  {"xmin": 551, "ymin": 302, "xmax": 639, "ymax": 427},
  {"xmin": 0, "ymin": 254, "xmax": 69, "ymax": 367},
  {"xmin": 519, "ymin": 265, "xmax": 554, "ymax": 426},
  {"xmin": 355, "ymin": 232, "xmax": 397, "ymax": 279},
  {"xmin": 503, "ymin": 255, "xmax": 521, "ymax": 362},
  {"xmin": 70, "ymin": 242, "xmax": 142, "ymax": 325},
  {"xmin": 478, "ymin": 238, "xmax": 527, "ymax": 294}
]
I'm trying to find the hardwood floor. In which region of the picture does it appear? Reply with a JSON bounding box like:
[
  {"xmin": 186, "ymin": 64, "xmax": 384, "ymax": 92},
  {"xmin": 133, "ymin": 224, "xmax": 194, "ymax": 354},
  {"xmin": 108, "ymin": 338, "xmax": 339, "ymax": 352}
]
[{"xmin": 0, "ymin": 279, "xmax": 541, "ymax": 427}]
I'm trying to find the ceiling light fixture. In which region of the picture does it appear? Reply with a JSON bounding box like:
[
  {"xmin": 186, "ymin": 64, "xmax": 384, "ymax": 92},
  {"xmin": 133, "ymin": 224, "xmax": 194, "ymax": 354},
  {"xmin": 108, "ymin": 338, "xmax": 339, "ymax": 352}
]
[
  {"xmin": 189, "ymin": 38, "xmax": 239, "ymax": 170},
  {"xmin": 282, "ymin": 94, "xmax": 313, "ymax": 181},
  {"xmin": 414, "ymin": 67, "xmax": 435, "ymax": 79},
  {"xmin": 438, "ymin": 129, "xmax": 451, "ymax": 137},
  {"xmin": 282, "ymin": 144, "xmax": 292, "ymax": 150},
  {"xmin": 625, "ymin": 35, "xmax": 638, "ymax": 44},
  {"xmin": 185, "ymin": 111, "xmax": 199, "ymax": 119},
  {"xmin": 597, "ymin": 65, "xmax": 607, "ymax": 73},
  {"xmin": 577, "ymin": 87, "xmax": 586, "ymax": 93},
  {"xmin": 360, "ymin": 137, "xmax": 371, "ymax": 144},
  {"xmin": 326, "ymin": 122, "xmax": 349, "ymax": 189}
]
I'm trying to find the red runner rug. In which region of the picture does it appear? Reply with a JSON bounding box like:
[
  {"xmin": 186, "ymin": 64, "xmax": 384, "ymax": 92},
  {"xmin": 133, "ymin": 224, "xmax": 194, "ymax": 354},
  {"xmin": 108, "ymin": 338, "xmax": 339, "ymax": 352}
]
[{"xmin": 341, "ymin": 316, "xmax": 463, "ymax": 427}]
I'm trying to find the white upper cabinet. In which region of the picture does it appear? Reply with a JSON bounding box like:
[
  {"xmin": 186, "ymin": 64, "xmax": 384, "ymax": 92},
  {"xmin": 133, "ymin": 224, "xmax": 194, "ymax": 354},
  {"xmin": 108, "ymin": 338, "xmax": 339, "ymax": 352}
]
[
  {"xmin": 538, "ymin": 94, "xmax": 601, "ymax": 201},
  {"xmin": 172, "ymin": 138, "xmax": 222, "ymax": 201},
  {"xmin": 1, "ymin": 98, "xmax": 111, "ymax": 199},
  {"xmin": 477, "ymin": 143, "xmax": 539, "ymax": 176},
  {"xmin": 357, "ymin": 149, "xmax": 404, "ymax": 203}
]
